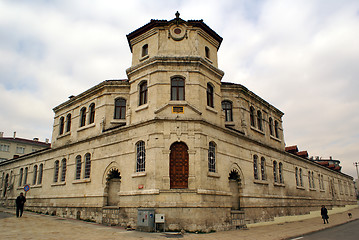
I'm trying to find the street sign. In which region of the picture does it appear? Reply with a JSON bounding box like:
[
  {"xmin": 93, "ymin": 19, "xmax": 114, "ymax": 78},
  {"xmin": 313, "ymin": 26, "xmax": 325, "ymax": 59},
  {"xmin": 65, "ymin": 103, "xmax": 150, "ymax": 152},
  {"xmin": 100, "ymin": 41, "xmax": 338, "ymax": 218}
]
[{"xmin": 24, "ymin": 185, "xmax": 30, "ymax": 192}]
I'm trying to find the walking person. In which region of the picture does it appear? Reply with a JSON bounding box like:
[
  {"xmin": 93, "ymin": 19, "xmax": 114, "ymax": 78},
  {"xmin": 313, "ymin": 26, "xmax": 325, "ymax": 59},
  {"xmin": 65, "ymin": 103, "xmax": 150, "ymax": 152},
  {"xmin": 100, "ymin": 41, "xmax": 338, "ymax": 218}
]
[
  {"xmin": 16, "ymin": 192, "xmax": 26, "ymax": 217},
  {"xmin": 321, "ymin": 205, "xmax": 329, "ymax": 224}
]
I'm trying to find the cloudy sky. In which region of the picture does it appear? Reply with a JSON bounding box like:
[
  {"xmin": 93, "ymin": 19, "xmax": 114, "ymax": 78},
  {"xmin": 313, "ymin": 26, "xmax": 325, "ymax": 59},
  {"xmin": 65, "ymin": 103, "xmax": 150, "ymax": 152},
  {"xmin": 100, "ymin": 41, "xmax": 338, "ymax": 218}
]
[{"xmin": 1, "ymin": 0, "xmax": 358, "ymax": 178}]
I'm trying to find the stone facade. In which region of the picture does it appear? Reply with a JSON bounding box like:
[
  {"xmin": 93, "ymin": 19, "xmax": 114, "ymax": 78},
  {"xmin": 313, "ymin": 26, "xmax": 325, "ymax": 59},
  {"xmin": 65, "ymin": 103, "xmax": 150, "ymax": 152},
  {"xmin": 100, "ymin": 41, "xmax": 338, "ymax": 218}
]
[{"xmin": 0, "ymin": 14, "xmax": 356, "ymax": 232}]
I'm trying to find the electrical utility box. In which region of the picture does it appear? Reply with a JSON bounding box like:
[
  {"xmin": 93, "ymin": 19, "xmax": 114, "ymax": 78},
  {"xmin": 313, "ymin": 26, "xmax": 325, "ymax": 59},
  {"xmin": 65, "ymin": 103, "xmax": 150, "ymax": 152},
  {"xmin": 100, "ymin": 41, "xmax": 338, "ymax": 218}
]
[{"xmin": 137, "ymin": 208, "xmax": 155, "ymax": 232}]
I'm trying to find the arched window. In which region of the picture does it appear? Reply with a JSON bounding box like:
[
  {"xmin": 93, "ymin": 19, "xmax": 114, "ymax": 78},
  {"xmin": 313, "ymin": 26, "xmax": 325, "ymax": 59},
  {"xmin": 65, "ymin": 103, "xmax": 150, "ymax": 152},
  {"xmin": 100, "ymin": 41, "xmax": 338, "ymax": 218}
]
[
  {"xmin": 257, "ymin": 110, "xmax": 263, "ymax": 131},
  {"xmin": 59, "ymin": 117, "xmax": 64, "ymax": 135},
  {"xmin": 60, "ymin": 158, "xmax": 66, "ymax": 182},
  {"xmin": 53, "ymin": 161, "xmax": 59, "ymax": 183},
  {"xmin": 19, "ymin": 168, "xmax": 23, "ymax": 187},
  {"xmin": 279, "ymin": 162, "xmax": 283, "ymax": 183},
  {"xmin": 136, "ymin": 141, "xmax": 146, "ymax": 172},
  {"xmin": 260, "ymin": 157, "xmax": 266, "ymax": 180},
  {"xmin": 171, "ymin": 77, "xmax": 185, "ymax": 101},
  {"xmin": 142, "ymin": 44, "xmax": 148, "ymax": 57},
  {"xmin": 273, "ymin": 161, "xmax": 278, "ymax": 182},
  {"xmin": 308, "ymin": 171, "xmax": 312, "ymax": 188},
  {"xmin": 84, "ymin": 153, "xmax": 91, "ymax": 179},
  {"xmin": 80, "ymin": 107, "xmax": 86, "ymax": 127},
  {"xmin": 75, "ymin": 155, "xmax": 82, "ymax": 180},
  {"xmin": 114, "ymin": 98, "xmax": 126, "ymax": 119},
  {"xmin": 33, "ymin": 165, "xmax": 38, "ymax": 185},
  {"xmin": 250, "ymin": 107, "xmax": 256, "ymax": 127},
  {"xmin": 269, "ymin": 117, "xmax": 273, "ymax": 135},
  {"xmin": 207, "ymin": 83, "xmax": 214, "ymax": 107},
  {"xmin": 311, "ymin": 171, "xmax": 315, "ymax": 188},
  {"xmin": 253, "ymin": 155, "xmax": 258, "ymax": 180},
  {"xmin": 88, "ymin": 103, "xmax": 95, "ymax": 124},
  {"xmin": 66, "ymin": 114, "xmax": 71, "ymax": 132},
  {"xmin": 208, "ymin": 142, "xmax": 216, "ymax": 173},
  {"xmin": 274, "ymin": 120, "xmax": 279, "ymax": 138},
  {"xmin": 321, "ymin": 175, "xmax": 324, "ymax": 189},
  {"xmin": 139, "ymin": 81, "xmax": 148, "ymax": 106},
  {"xmin": 222, "ymin": 101, "xmax": 233, "ymax": 122},
  {"xmin": 37, "ymin": 164, "xmax": 43, "ymax": 185},
  {"xmin": 295, "ymin": 167, "xmax": 299, "ymax": 186},
  {"xmin": 205, "ymin": 46, "xmax": 210, "ymax": 59},
  {"xmin": 299, "ymin": 168, "xmax": 303, "ymax": 187},
  {"xmin": 24, "ymin": 167, "xmax": 28, "ymax": 185}
]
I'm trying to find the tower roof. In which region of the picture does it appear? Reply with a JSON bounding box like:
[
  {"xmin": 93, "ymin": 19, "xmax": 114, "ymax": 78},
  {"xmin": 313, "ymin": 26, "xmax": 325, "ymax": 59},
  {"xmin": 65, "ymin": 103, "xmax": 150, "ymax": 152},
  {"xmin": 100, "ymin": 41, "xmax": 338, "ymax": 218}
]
[{"xmin": 126, "ymin": 12, "xmax": 223, "ymax": 52}]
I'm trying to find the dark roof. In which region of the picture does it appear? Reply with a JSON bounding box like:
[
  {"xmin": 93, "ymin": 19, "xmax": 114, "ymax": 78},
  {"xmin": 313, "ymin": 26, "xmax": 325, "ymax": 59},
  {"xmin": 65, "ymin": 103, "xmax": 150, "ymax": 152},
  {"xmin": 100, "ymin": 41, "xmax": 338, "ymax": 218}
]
[
  {"xmin": 126, "ymin": 15, "xmax": 223, "ymax": 52},
  {"xmin": 1, "ymin": 137, "xmax": 50, "ymax": 147}
]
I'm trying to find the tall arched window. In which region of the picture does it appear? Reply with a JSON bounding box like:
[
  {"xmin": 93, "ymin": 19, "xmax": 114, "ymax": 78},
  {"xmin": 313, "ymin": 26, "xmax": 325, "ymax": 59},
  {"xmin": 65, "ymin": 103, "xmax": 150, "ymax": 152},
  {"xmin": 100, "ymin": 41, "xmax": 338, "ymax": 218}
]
[
  {"xmin": 88, "ymin": 103, "xmax": 95, "ymax": 124},
  {"xmin": 273, "ymin": 161, "xmax": 278, "ymax": 182},
  {"xmin": 24, "ymin": 167, "xmax": 28, "ymax": 185},
  {"xmin": 38, "ymin": 164, "xmax": 43, "ymax": 185},
  {"xmin": 208, "ymin": 142, "xmax": 216, "ymax": 173},
  {"xmin": 250, "ymin": 107, "xmax": 256, "ymax": 127},
  {"xmin": 19, "ymin": 168, "xmax": 23, "ymax": 187},
  {"xmin": 299, "ymin": 168, "xmax": 303, "ymax": 187},
  {"xmin": 295, "ymin": 167, "xmax": 299, "ymax": 186},
  {"xmin": 59, "ymin": 117, "xmax": 64, "ymax": 135},
  {"xmin": 53, "ymin": 161, "xmax": 59, "ymax": 183},
  {"xmin": 206, "ymin": 83, "xmax": 214, "ymax": 108},
  {"xmin": 311, "ymin": 171, "xmax": 315, "ymax": 188},
  {"xmin": 308, "ymin": 171, "xmax": 312, "ymax": 188},
  {"xmin": 257, "ymin": 110, "xmax": 263, "ymax": 131},
  {"xmin": 66, "ymin": 114, "xmax": 71, "ymax": 132},
  {"xmin": 60, "ymin": 158, "xmax": 66, "ymax": 182},
  {"xmin": 139, "ymin": 81, "xmax": 148, "ymax": 106},
  {"xmin": 142, "ymin": 44, "xmax": 148, "ymax": 57},
  {"xmin": 84, "ymin": 153, "xmax": 91, "ymax": 179},
  {"xmin": 171, "ymin": 77, "xmax": 185, "ymax": 101},
  {"xmin": 136, "ymin": 141, "xmax": 146, "ymax": 172},
  {"xmin": 32, "ymin": 165, "xmax": 38, "ymax": 185},
  {"xmin": 253, "ymin": 155, "xmax": 258, "ymax": 180},
  {"xmin": 222, "ymin": 101, "xmax": 233, "ymax": 122},
  {"xmin": 260, "ymin": 157, "xmax": 266, "ymax": 180},
  {"xmin": 75, "ymin": 155, "xmax": 82, "ymax": 180},
  {"xmin": 80, "ymin": 107, "xmax": 86, "ymax": 127},
  {"xmin": 279, "ymin": 162, "xmax": 283, "ymax": 183},
  {"xmin": 114, "ymin": 98, "xmax": 126, "ymax": 119},
  {"xmin": 274, "ymin": 120, "xmax": 279, "ymax": 138},
  {"xmin": 205, "ymin": 46, "xmax": 210, "ymax": 59},
  {"xmin": 269, "ymin": 117, "xmax": 274, "ymax": 135}
]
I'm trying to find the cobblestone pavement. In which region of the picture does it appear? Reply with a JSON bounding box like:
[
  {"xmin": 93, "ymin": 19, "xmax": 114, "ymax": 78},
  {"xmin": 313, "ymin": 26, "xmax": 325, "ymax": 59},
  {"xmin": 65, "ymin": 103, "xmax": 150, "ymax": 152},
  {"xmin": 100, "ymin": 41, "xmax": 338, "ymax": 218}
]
[{"xmin": 0, "ymin": 206, "xmax": 358, "ymax": 240}]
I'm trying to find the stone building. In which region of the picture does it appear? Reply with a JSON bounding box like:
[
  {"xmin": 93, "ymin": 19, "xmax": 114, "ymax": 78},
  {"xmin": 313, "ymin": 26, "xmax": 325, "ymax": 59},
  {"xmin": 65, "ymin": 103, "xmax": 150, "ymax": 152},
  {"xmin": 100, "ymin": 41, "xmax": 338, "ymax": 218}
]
[{"xmin": 0, "ymin": 14, "xmax": 356, "ymax": 232}]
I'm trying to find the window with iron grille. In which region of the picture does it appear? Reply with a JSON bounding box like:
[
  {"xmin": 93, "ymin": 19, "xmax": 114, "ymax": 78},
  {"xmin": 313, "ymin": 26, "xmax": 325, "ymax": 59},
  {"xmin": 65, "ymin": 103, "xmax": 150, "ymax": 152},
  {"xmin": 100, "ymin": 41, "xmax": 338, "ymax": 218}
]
[
  {"xmin": 53, "ymin": 161, "xmax": 59, "ymax": 183},
  {"xmin": 61, "ymin": 159, "xmax": 66, "ymax": 182},
  {"xmin": 260, "ymin": 157, "xmax": 266, "ymax": 180},
  {"xmin": 136, "ymin": 141, "xmax": 146, "ymax": 172},
  {"xmin": 75, "ymin": 155, "xmax": 82, "ymax": 180},
  {"xmin": 84, "ymin": 153, "xmax": 91, "ymax": 179},
  {"xmin": 208, "ymin": 142, "xmax": 216, "ymax": 172},
  {"xmin": 253, "ymin": 155, "xmax": 258, "ymax": 180}
]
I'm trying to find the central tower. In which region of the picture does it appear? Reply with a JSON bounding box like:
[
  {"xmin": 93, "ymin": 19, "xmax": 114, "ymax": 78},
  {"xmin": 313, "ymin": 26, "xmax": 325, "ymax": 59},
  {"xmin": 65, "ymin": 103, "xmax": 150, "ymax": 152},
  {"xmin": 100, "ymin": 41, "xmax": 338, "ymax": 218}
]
[{"xmin": 126, "ymin": 12, "xmax": 224, "ymax": 125}]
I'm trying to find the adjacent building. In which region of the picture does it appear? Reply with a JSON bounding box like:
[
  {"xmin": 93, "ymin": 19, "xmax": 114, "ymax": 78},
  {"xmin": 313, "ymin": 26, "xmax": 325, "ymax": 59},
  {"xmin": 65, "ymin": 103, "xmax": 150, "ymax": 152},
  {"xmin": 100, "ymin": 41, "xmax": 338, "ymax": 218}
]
[{"xmin": 0, "ymin": 13, "xmax": 356, "ymax": 232}]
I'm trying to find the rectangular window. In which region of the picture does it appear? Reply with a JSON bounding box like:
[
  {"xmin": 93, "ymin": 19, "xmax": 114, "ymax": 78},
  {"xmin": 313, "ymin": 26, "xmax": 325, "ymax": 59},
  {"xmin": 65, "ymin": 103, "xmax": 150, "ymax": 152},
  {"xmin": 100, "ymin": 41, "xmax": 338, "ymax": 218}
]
[
  {"xmin": 16, "ymin": 146, "xmax": 25, "ymax": 154},
  {"xmin": 0, "ymin": 144, "xmax": 10, "ymax": 152}
]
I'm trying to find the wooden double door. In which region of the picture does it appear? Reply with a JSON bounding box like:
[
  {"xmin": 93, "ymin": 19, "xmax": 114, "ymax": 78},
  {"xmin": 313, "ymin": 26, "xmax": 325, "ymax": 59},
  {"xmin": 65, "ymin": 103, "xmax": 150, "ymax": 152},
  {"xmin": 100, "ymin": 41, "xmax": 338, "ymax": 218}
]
[{"xmin": 170, "ymin": 142, "xmax": 189, "ymax": 189}]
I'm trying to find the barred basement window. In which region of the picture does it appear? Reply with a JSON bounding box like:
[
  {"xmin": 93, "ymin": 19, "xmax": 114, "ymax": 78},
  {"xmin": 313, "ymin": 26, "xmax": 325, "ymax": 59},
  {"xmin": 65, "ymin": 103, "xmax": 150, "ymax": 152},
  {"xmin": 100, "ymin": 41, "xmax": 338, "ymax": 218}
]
[
  {"xmin": 136, "ymin": 141, "xmax": 146, "ymax": 172},
  {"xmin": 84, "ymin": 153, "xmax": 91, "ymax": 179},
  {"xmin": 208, "ymin": 142, "xmax": 216, "ymax": 173},
  {"xmin": 253, "ymin": 155, "xmax": 259, "ymax": 180}
]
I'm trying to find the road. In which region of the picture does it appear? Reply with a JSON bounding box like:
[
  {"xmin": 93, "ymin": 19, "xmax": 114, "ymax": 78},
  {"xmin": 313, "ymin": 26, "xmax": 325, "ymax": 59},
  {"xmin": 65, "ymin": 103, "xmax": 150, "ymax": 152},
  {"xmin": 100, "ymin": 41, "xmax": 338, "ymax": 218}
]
[{"xmin": 291, "ymin": 219, "xmax": 359, "ymax": 240}]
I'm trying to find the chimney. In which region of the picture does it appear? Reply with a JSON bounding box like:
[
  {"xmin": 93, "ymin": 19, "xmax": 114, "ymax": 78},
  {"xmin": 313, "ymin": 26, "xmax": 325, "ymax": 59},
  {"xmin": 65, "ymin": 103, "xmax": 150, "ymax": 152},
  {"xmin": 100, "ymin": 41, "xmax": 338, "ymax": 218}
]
[
  {"xmin": 0, "ymin": 132, "xmax": 3, "ymax": 138},
  {"xmin": 13, "ymin": 131, "xmax": 16, "ymax": 139},
  {"xmin": 33, "ymin": 138, "xmax": 39, "ymax": 141},
  {"xmin": 45, "ymin": 138, "xmax": 49, "ymax": 144}
]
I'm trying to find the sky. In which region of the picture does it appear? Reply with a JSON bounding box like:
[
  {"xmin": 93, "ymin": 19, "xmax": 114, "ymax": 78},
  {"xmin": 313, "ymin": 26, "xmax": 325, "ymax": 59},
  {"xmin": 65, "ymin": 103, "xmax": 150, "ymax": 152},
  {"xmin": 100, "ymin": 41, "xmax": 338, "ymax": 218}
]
[{"xmin": 0, "ymin": 0, "xmax": 358, "ymax": 178}]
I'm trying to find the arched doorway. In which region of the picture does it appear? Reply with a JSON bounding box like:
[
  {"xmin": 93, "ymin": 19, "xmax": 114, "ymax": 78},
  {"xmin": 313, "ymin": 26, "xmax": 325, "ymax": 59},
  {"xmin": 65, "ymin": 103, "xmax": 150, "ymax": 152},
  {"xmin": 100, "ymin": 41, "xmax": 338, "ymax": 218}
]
[
  {"xmin": 105, "ymin": 169, "xmax": 121, "ymax": 206},
  {"xmin": 170, "ymin": 142, "xmax": 189, "ymax": 189},
  {"xmin": 228, "ymin": 169, "xmax": 242, "ymax": 210}
]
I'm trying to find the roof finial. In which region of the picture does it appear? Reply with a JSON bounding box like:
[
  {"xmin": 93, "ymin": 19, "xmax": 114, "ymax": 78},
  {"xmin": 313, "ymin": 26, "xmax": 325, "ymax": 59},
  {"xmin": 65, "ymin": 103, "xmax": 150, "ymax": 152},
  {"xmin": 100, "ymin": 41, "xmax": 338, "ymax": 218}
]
[{"xmin": 175, "ymin": 11, "xmax": 180, "ymax": 19}]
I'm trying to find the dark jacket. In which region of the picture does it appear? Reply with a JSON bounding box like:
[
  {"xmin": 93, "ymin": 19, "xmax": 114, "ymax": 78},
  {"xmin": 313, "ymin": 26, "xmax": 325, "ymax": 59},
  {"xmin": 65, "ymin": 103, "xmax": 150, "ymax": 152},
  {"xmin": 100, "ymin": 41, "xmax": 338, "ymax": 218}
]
[
  {"xmin": 16, "ymin": 195, "xmax": 26, "ymax": 206},
  {"xmin": 321, "ymin": 207, "xmax": 328, "ymax": 219}
]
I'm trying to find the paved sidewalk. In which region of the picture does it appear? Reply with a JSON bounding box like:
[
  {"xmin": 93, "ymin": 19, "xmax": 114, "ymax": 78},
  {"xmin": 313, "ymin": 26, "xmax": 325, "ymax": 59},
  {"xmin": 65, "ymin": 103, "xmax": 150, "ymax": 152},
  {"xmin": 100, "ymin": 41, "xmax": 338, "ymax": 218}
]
[{"xmin": 0, "ymin": 206, "xmax": 358, "ymax": 240}]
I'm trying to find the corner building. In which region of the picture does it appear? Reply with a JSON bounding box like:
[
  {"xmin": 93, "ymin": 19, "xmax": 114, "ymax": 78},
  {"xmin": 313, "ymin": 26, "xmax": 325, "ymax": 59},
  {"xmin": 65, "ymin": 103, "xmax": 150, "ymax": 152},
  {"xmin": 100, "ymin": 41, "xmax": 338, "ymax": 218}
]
[{"xmin": 0, "ymin": 14, "xmax": 356, "ymax": 232}]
